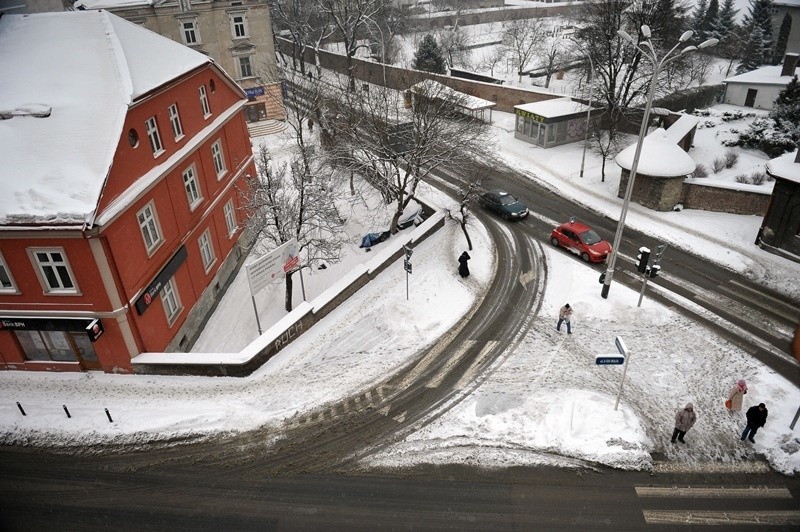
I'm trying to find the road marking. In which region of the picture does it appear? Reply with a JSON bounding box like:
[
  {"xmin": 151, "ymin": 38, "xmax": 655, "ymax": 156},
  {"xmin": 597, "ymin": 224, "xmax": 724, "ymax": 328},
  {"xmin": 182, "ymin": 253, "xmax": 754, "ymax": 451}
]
[
  {"xmin": 636, "ymin": 486, "xmax": 793, "ymax": 498},
  {"xmin": 393, "ymin": 410, "xmax": 407, "ymax": 423},
  {"xmin": 398, "ymin": 342, "xmax": 452, "ymax": 389},
  {"xmin": 377, "ymin": 405, "xmax": 390, "ymax": 416},
  {"xmin": 518, "ymin": 269, "xmax": 536, "ymax": 289},
  {"xmin": 364, "ymin": 389, "xmax": 373, "ymax": 404},
  {"xmin": 642, "ymin": 510, "xmax": 800, "ymax": 525},
  {"xmin": 454, "ymin": 341, "xmax": 497, "ymax": 390},
  {"xmin": 426, "ymin": 340, "xmax": 475, "ymax": 389}
]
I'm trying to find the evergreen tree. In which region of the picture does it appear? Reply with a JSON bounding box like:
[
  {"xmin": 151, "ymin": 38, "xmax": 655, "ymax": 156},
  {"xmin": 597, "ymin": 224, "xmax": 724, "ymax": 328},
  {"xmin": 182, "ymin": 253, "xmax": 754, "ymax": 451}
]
[
  {"xmin": 741, "ymin": 0, "xmax": 774, "ymax": 63},
  {"xmin": 691, "ymin": 0, "xmax": 709, "ymax": 39},
  {"xmin": 711, "ymin": 0, "xmax": 739, "ymax": 40},
  {"xmin": 773, "ymin": 13, "xmax": 792, "ymax": 64},
  {"xmin": 700, "ymin": 0, "xmax": 719, "ymax": 41},
  {"xmin": 737, "ymin": 25, "xmax": 766, "ymax": 73},
  {"xmin": 412, "ymin": 34, "xmax": 447, "ymax": 74},
  {"xmin": 770, "ymin": 75, "xmax": 800, "ymax": 124}
]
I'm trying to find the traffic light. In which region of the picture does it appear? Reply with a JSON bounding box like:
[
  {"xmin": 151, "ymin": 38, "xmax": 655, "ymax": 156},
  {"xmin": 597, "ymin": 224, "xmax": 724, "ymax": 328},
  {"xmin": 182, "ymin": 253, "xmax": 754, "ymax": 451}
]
[
  {"xmin": 636, "ymin": 247, "xmax": 651, "ymax": 274},
  {"xmin": 648, "ymin": 264, "xmax": 661, "ymax": 278}
]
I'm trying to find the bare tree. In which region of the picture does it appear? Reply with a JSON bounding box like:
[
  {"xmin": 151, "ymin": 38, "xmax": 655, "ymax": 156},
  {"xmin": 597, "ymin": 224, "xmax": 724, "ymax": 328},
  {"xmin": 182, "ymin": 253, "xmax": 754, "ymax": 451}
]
[
  {"xmin": 502, "ymin": 16, "xmax": 547, "ymax": 82},
  {"xmin": 478, "ymin": 46, "xmax": 507, "ymax": 78},
  {"xmin": 590, "ymin": 112, "xmax": 624, "ymax": 182},
  {"xmin": 271, "ymin": 0, "xmax": 333, "ymax": 75},
  {"xmin": 436, "ymin": 23, "xmax": 470, "ymax": 68},
  {"xmin": 447, "ymin": 168, "xmax": 483, "ymax": 251}
]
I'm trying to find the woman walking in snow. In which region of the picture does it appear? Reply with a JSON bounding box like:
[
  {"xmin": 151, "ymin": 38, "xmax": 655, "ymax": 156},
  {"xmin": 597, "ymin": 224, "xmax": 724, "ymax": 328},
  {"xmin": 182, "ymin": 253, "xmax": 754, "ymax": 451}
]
[
  {"xmin": 727, "ymin": 379, "xmax": 747, "ymax": 412},
  {"xmin": 671, "ymin": 403, "xmax": 697, "ymax": 444},
  {"xmin": 458, "ymin": 251, "xmax": 471, "ymax": 278}
]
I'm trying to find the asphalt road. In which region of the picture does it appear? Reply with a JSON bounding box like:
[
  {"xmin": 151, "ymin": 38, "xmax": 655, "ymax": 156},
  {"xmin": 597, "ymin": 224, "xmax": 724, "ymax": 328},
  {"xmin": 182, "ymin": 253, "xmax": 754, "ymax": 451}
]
[{"xmin": 1, "ymin": 157, "xmax": 799, "ymax": 530}]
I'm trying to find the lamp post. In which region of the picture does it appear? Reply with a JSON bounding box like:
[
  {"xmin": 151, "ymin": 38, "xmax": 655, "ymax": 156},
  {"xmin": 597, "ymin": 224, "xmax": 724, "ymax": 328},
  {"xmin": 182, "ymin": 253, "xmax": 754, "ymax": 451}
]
[
  {"xmin": 600, "ymin": 26, "xmax": 717, "ymax": 299},
  {"xmin": 578, "ymin": 48, "xmax": 594, "ymax": 178}
]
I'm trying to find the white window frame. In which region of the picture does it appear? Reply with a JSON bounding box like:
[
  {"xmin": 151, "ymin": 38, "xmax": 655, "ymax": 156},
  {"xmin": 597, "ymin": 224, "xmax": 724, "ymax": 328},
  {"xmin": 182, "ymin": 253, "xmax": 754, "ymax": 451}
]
[
  {"xmin": 145, "ymin": 116, "xmax": 164, "ymax": 156},
  {"xmin": 198, "ymin": 229, "xmax": 216, "ymax": 272},
  {"xmin": 0, "ymin": 251, "xmax": 19, "ymax": 293},
  {"xmin": 137, "ymin": 202, "xmax": 163, "ymax": 256},
  {"xmin": 182, "ymin": 165, "xmax": 203, "ymax": 210},
  {"xmin": 160, "ymin": 278, "xmax": 182, "ymax": 326},
  {"xmin": 223, "ymin": 199, "xmax": 237, "ymax": 237},
  {"xmin": 29, "ymin": 247, "xmax": 79, "ymax": 294},
  {"xmin": 168, "ymin": 103, "xmax": 184, "ymax": 140},
  {"xmin": 181, "ymin": 19, "xmax": 199, "ymax": 45},
  {"xmin": 211, "ymin": 140, "xmax": 227, "ymax": 178},
  {"xmin": 199, "ymin": 85, "xmax": 211, "ymax": 118},
  {"xmin": 230, "ymin": 13, "xmax": 248, "ymax": 39},
  {"xmin": 237, "ymin": 55, "xmax": 254, "ymax": 79}
]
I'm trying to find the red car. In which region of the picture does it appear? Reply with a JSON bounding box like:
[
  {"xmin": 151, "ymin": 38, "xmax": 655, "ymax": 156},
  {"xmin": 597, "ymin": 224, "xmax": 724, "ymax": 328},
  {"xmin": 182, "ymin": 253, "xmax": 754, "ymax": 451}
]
[{"xmin": 550, "ymin": 219, "xmax": 612, "ymax": 263}]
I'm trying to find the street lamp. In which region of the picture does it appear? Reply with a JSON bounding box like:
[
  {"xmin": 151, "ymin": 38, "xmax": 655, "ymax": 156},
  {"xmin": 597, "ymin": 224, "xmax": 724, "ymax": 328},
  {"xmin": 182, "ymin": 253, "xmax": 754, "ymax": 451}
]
[
  {"xmin": 578, "ymin": 48, "xmax": 594, "ymax": 178},
  {"xmin": 600, "ymin": 26, "xmax": 717, "ymax": 299}
]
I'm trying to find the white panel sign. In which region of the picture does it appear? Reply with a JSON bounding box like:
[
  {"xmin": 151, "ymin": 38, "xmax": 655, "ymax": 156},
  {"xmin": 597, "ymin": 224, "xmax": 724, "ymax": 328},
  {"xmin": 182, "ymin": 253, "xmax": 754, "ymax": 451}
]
[{"xmin": 246, "ymin": 238, "xmax": 299, "ymax": 295}]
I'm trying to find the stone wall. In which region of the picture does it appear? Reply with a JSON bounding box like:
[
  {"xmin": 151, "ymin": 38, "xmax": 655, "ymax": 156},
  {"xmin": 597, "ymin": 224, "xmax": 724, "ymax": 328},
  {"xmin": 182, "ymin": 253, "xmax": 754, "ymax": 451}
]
[{"xmin": 680, "ymin": 182, "xmax": 771, "ymax": 215}]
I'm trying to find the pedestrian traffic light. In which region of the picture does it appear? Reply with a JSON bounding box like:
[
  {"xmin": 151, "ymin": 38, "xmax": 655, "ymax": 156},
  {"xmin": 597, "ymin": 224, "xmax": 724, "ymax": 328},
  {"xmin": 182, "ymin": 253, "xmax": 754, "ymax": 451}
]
[
  {"xmin": 636, "ymin": 247, "xmax": 651, "ymax": 274},
  {"xmin": 648, "ymin": 264, "xmax": 661, "ymax": 278}
]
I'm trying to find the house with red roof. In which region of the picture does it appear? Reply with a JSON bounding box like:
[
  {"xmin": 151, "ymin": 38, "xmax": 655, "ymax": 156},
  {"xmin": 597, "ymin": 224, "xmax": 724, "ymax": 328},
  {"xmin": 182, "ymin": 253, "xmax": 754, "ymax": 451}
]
[{"xmin": 0, "ymin": 10, "xmax": 256, "ymax": 373}]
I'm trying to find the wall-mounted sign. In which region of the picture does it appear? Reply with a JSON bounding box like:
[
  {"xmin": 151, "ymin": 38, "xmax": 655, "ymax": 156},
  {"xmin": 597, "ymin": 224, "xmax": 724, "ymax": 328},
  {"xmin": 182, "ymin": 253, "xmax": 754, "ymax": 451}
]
[
  {"xmin": 0, "ymin": 316, "xmax": 99, "ymax": 340},
  {"xmin": 86, "ymin": 318, "xmax": 105, "ymax": 342},
  {"xmin": 134, "ymin": 246, "xmax": 187, "ymax": 315},
  {"xmin": 245, "ymin": 86, "xmax": 266, "ymax": 99}
]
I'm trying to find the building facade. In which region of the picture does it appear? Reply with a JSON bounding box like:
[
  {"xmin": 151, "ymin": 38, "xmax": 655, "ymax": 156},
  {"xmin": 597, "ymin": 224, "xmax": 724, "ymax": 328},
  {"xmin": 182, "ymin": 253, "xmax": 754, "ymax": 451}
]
[
  {"xmin": 75, "ymin": 0, "xmax": 286, "ymax": 124},
  {"xmin": 0, "ymin": 10, "xmax": 256, "ymax": 373}
]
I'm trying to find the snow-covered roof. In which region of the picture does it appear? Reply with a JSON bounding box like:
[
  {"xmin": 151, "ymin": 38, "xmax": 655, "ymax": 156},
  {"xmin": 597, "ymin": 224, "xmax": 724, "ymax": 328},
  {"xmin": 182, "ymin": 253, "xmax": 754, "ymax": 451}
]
[
  {"xmin": 615, "ymin": 128, "xmax": 696, "ymax": 177},
  {"xmin": 409, "ymin": 80, "xmax": 496, "ymax": 111},
  {"xmin": 514, "ymin": 97, "xmax": 591, "ymax": 119},
  {"xmin": 0, "ymin": 10, "xmax": 211, "ymax": 227},
  {"xmin": 722, "ymin": 65, "xmax": 800, "ymax": 87},
  {"xmin": 766, "ymin": 150, "xmax": 800, "ymax": 184},
  {"xmin": 75, "ymin": 0, "xmax": 152, "ymax": 8},
  {"xmin": 663, "ymin": 114, "xmax": 699, "ymax": 144}
]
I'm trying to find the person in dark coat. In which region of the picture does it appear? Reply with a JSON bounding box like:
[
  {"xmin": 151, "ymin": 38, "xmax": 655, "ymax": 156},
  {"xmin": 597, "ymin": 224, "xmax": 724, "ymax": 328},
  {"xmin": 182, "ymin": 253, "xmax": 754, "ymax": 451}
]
[
  {"xmin": 458, "ymin": 251, "xmax": 471, "ymax": 278},
  {"xmin": 671, "ymin": 402, "xmax": 697, "ymax": 444},
  {"xmin": 741, "ymin": 403, "xmax": 768, "ymax": 443}
]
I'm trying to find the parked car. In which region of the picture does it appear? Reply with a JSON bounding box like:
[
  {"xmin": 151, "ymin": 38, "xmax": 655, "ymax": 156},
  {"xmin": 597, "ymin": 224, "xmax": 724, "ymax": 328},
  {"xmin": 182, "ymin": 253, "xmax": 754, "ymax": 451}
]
[
  {"xmin": 478, "ymin": 190, "xmax": 529, "ymax": 220},
  {"xmin": 550, "ymin": 219, "xmax": 612, "ymax": 263}
]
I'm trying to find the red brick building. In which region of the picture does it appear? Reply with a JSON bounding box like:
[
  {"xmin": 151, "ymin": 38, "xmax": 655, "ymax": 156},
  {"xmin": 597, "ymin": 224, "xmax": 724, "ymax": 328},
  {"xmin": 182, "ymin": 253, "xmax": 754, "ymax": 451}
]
[{"xmin": 0, "ymin": 10, "xmax": 256, "ymax": 373}]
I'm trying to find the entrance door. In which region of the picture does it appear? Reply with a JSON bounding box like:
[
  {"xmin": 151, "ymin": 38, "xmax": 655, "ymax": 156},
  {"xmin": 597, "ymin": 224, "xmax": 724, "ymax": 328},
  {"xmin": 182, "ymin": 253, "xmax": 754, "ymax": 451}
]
[
  {"xmin": 69, "ymin": 332, "xmax": 102, "ymax": 371},
  {"xmin": 244, "ymin": 103, "xmax": 268, "ymax": 123},
  {"xmin": 744, "ymin": 88, "xmax": 757, "ymax": 107}
]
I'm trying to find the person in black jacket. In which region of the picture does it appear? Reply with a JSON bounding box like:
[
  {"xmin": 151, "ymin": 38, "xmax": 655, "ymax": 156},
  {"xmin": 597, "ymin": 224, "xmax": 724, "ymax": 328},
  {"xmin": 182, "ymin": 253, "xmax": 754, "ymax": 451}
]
[
  {"xmin": 458, "ymin": 251, "xmax": 471, "ymax": 278},
  {"xmin": 741, "ymin": 403, "xmax": 768, "ymax": 443}
]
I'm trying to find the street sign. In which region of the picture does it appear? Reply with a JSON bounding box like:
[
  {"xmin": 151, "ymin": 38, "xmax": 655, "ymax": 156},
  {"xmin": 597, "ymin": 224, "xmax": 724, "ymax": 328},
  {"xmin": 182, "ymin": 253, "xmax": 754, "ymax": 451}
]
[
  {"xmin": 404, "ymin": 259, "xmax": 412, "ymax": 274},
  {"xmin": 615, "ymin": 336, "xmax": 628, "ymax": 356},
  {"xmin": 596, "ymin": 355, "xmax": 625, "ymax": 365},
  {"xmin": 403, "ymin": 245, "xmax": 413, "ymax": 259}
]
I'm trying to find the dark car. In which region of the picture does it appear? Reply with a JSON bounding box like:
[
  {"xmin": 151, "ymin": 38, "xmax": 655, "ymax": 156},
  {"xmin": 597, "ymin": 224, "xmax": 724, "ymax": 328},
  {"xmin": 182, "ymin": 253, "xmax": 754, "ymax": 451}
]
[
  {"xmin": 478, "ymin": 190, "xmax": 529, "ymax": 220},
  {"xmin": 550, "ymin": 219, "xmax": 612, "ymax": 263}
]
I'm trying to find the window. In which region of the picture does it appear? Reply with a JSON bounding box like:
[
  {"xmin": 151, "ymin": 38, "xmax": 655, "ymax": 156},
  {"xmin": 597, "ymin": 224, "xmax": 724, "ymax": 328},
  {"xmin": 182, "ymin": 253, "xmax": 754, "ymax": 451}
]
[
  {"xmin": 198, "ymin": 229, "xmax": 216, "ymax": 271},
  {"xmin": 168, "ymin": 104, "xmax": 184, "ymax": 140},
  {"xmin": 161, "ymin": 278, "xmax": 182, "ymax": 325},
  {"xmin": 182, "ymin": 165, "xmax": 202, "ymax": 210},
  {"xmin": 145, "ymin": 116, "xmax": 164, "ymax": 156},
  {"xmin": 231, "ymin": 14, "xmax": 248, "ymax": 38},
  {"xmin": 31, "ymin": 248, "xmax": 77, "ymax": 293},
  {"xmin": 211, "ymin": 140, "xmax": 226, "ymax": 178},
  {"xmin": 0, "ymin": 252, "xmax": 18, "ymax": 292},
  {"xmin": 181, "ymin": 20, "xmax": 199, "ymax": 45},
  {"xmin": 238, "ymin": 55, "xmax": 254, "ymax": 78},
  {"xmin": 15, "ymin": 330, "xmax": 76, "ymax": 362},
  {"xmin": 199, "ymin": 85, "xmax": 211, "ymax": 117},
  {"xmin": 137, "ymin": 202, "xmax": 163, "ymax": 255},
  {"xmin": 223, "ymin": 199, "xmax": 237, "ymax": 236}
]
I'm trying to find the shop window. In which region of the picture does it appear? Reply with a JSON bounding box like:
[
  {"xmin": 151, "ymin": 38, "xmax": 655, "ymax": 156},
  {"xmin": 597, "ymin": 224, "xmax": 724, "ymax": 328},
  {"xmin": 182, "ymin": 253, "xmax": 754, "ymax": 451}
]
[
  {"xmin": 16, "ymin": 330, "xmax": 77, "ymax": 362},
  {"xmin": 30, "ymin": 248, "xmax": 78, "ymax": 294},
  {"xmin": 244, "ymin": 103, "xmax": 267, "ymax": 123}
]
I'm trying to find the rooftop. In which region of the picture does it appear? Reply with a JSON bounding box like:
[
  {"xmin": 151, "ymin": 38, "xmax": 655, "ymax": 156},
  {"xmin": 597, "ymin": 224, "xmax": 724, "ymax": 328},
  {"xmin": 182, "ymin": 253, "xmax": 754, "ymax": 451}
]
[{"xmin": 514, "ymin": 97, "xmax": 591, "ymax": 118}]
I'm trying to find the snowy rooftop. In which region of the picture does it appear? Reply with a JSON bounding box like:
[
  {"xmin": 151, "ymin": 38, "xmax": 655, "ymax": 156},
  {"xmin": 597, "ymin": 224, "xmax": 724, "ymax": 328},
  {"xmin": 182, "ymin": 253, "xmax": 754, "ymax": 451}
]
[
  {"xmin": 615, "ymin": 128, "xmax": 696, "ymax": 176},
  {"xmin": 662, "ymin": 114, "xmax": 699, "ymax": 144},
  {"xmin": 514, "ymin": 97, "xmax": 591, "ymax": 119},
  {"xmin": 722, "ymin": 64, "xmax": 800, "ymax": 86},
  {"xmin": 766, "ymin": 150, "xmax": 800, "ymax": 184},
  {"xmin": 0, "ymin": 10, "xmax": 211, "ymax": 227},
  {"xmin": 409, "ymin": 80, "xmax": 496, "ymax": 111},
  {"xmin": 75, "ymin": 0, "xmax": 152, "ymax": 8}
]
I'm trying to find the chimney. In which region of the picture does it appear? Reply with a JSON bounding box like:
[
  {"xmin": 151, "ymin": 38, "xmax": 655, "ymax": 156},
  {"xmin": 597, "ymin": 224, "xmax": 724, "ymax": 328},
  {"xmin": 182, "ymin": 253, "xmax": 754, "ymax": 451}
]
[{"xmin": 781, "ymin": 53, "xmax": 799, "ymax": 77}]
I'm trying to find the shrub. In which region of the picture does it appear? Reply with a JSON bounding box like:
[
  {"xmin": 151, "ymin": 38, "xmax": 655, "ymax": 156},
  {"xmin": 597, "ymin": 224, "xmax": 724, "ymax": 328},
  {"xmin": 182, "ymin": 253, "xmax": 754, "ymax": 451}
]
[
  {"xmin": 693, "ymin": 164, "xmax": 709, "ymax": 177},
  {"xmin": 712, "ymin": 157, "xmax": 726, "ymax": 173},
  {"xmin": 724, "ymin": 151, "xmax": 738, "ymax": 168},
  {"xmin": 750, "ymin": 170, "xmax": 767, "ymax": 185},
  {"xmin": 735, "ymin": 174, "xmax": 751, "ymax": 184}
]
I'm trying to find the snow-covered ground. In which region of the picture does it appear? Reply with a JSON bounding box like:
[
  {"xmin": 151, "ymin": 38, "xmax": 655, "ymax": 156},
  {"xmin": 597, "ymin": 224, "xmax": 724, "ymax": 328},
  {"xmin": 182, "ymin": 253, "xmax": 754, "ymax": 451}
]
[{"xmin": 1, "ymin": 101, "xmax": 798, "ymax": 475}]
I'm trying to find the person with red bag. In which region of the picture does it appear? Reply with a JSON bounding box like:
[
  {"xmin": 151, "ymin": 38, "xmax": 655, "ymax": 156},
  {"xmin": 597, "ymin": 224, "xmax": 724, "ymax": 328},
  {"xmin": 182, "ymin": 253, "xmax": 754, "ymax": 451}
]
[{"xmin": 726, "ymin": 379, "xmax": 747, "ymax": 412}]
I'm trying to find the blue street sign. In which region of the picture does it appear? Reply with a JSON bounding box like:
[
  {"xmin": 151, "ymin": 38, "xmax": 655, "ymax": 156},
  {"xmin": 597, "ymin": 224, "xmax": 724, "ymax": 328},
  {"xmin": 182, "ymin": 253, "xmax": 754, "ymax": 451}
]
[{"xmin": 596, "ymin": 356, "xmax": 625, "ymax": 365}]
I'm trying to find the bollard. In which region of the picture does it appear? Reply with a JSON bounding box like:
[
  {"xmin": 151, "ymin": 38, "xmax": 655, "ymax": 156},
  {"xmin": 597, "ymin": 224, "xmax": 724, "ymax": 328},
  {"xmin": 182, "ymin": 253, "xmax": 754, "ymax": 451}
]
[
  {"xmin": 105, "ymin": 408, "xmax": 113, "ymax": 423},
  {"xmin": 63, "ymin": 404, "xmax": 71, "ymax": 418},
  {"xmin": 17, "ymin": 402, "xmax": 26, "ymax": 416}
]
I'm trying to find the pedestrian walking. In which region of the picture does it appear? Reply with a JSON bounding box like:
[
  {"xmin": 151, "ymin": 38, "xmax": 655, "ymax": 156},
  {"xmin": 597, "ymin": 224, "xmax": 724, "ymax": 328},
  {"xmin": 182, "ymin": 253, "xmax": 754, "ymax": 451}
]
[
  {"xmin": 741, "ymin": 403, "xmax": 768, "ymax": 443},
  {"xmin": 671, "ymin": 403, "xmax": 697, "ymax": 444},
  {"xmin": 556, "ymin": 303, "xmax": 572, "ymax": 334},
  {"xmin": 726, "ymin": 379, "xmax": 747, "ymax": 412},
  {"xmin": 458, "ymin": 251, "xmax": 471, "ymax": 278}
]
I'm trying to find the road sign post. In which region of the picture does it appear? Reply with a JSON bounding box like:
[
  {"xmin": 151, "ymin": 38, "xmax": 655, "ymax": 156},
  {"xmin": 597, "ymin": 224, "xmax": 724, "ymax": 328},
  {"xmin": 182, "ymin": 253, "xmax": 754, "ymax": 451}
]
[
  {"xmin": 403, "ymin": 246, "xmax": 413, "ymax": 300},
  {"xmin": 613, "ymin": 336, "xmax": 630, "ymax": 411}
]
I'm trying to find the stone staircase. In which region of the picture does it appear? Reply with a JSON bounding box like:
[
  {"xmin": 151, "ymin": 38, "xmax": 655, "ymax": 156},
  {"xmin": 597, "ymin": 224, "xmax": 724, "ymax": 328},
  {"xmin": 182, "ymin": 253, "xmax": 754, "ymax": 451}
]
[{"xmin": 247, "ymin": 119, "xmax": 288, "ymax": 138}]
